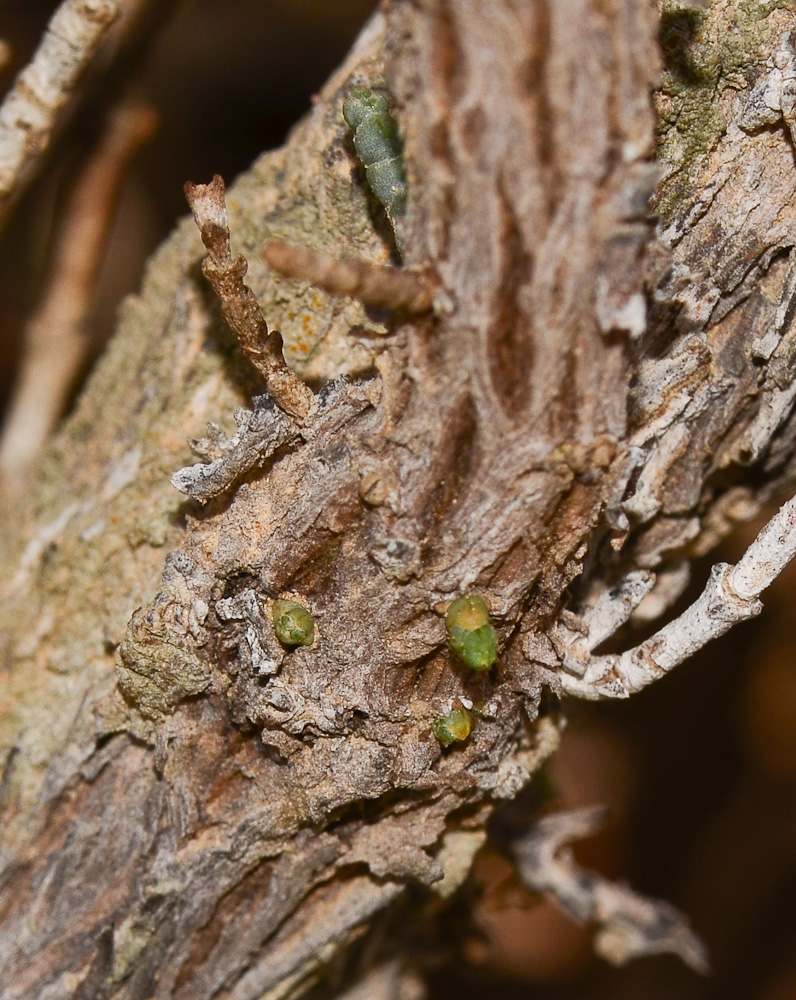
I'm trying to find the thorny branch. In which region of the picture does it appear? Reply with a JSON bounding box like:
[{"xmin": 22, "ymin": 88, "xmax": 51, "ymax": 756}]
[
  {"xmin": 512, "ymin": 807, "xmax": 709, "ymax": 973},
  {"xmin": 0, "ymin": 0, "xmax": 120, "ymax": 225}
]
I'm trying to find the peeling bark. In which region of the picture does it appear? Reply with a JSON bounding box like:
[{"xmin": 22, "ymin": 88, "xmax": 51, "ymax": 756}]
[{"xmin": 2, "ymin": 1, "xmax": 796, "ymax": 997}]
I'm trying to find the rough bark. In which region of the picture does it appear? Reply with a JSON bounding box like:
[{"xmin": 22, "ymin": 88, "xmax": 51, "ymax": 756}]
[{"xmin": 2, "ymin": 1, "xmax": 796, "ymax": 997}]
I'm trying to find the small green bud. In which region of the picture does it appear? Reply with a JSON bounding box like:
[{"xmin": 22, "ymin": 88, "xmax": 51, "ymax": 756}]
[
  {"xmin": 433, "ymin": 706, "xmax": 473, "ymax": 747},
  {"xmin": 342, "ymin": 86, "xmax": 407, "ymax": 247},
  {"xmin": 272, "ymin": 599, "xmax": 315, "ymax": 647},
  {"xmin": 445, "ymin": 594, "xmax": 498, "ymax": 671}
]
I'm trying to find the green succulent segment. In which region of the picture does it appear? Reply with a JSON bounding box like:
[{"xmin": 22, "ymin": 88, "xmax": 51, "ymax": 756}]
[
  {"xmin": 342, "ymin": 87, "xmax": 407, "ymax": 226},
  {"xmin": 433, "ymin": 706, "xmax": 473, "ymax": 747},
  {"xmin": 272, "ymin": 600, "xmax": 315, "ymax": 647},
  {"xmin": 445, "ymin": 594, "xmax": 498, "ymax": 671}
]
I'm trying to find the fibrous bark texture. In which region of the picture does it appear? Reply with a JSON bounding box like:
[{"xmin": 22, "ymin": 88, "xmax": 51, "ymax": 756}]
[{"xmin": 2, "ymin": 1, "xmax": 796, "ymax": 997}]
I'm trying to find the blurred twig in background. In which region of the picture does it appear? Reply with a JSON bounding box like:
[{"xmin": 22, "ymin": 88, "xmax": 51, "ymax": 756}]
[
  {"xmin": 512, "ymin": 805, "xmax": 708, "ymax": 973},
  {"xmin": 0, "ymin": 98, "xmax": 156, "ymax": 493},
  {"xmin": 0, "ymin": 0, "xmax": 120, "ymax": 231}
]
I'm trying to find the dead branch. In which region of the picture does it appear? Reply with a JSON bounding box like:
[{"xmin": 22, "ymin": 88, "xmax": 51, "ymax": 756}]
[
  {"xmin": 170, "ymin": 395, "xmax": 301, "ymax": 503},
  {"xmin": 512, "ymin": 806, "xmax": 709, "ymax": 972},
  {"xmin": 185, "ymin": 176, "xmax": 316, "ymax": 423},
  {"xmin": 0, "ymin": 99, "xmax": 156, "ymax": 495},
  {"xmin": 560, "ymin": 492, "xmax": 796, "ymax": 699},
  {"xmin": 263, "ymin": 240, "xmax": 436, "ymax": 315},
  {"xmin": 0, "ymin": 0, "xmax": 120, "ymax": 222}
]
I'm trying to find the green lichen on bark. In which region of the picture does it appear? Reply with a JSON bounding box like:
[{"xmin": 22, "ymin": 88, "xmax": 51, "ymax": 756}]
[{"xmin": 655, "ymin": 0, "xmax": 794, "ymax": 221}]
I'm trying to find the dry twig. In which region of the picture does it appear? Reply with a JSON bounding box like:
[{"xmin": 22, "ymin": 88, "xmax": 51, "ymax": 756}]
[
  {"xmin": 185, "ymin": 176, "xmax": 316, "ymax": 423},
  {"xmin": 513, "ymin": 806, "xmax": 709, "ymax": 972},
  {"xmin": 0, "ymin": 100, "xmax": 157, "ymax": 493},
  {"xmin": 169, "ymin": 395, "xmax": 300, "ymax": 503},
  {"xmin": 0, "ymin": 0, "xmax": 120, "ymax": 225},
  {"xmin": 170, "ymin": 379, "xmax": 372, "ymax": 502},
  {"xmin": 560, "ymin": 492, "xmax": 796, "ymax": 699},
  {"xmin": 263, "ymin": 240, "xmax": 435, "ymax": 315}
]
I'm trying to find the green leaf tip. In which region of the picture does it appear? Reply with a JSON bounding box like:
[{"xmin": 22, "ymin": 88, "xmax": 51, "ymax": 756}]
[
  {"xmin": 445, "ymin": 594, "xmax": 498, "ymax": 671},
  {"xmin": 273, "ymin": 599, "xmax": 315, "ymax": 647}
]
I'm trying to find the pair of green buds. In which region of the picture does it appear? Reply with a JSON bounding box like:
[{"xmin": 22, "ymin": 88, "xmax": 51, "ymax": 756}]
[
  {"xmin": 435, "ymin": 594, "xmax": 499, "ymax": 748},
  {"xmin": 273, "ymin": 593, "xmax": 499, "ymax": 666}
]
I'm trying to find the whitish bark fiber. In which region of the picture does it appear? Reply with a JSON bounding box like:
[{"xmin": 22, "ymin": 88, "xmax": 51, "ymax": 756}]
[{"xmin": 2, "ymin": 2, "xmax": 796, "ymax": 997}]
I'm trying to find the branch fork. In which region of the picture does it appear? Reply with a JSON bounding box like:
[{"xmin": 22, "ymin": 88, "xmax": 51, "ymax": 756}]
[{"xmin": 557, "ymin": 493, "xmax": 796, "ymax": 699}]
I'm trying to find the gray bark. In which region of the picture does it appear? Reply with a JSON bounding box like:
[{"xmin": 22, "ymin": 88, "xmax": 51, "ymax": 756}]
[{"xmin": 1, "ymin": 2, "xmax": 795, "ymax": 997}]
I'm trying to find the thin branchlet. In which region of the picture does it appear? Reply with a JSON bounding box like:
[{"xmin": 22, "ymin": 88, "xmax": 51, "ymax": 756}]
[
  {"xmin": 0, "ymin": 0, "xmax": 121, "ymax": 226},
  {"xmin": 263, "ymin": 240, "xmax": 435, "ymax": 314},
  {"xmin": 0, "ymin": 100, "xmax": 157, "ymax": 494},
  {"xmin": 184, "ymin": 175, "xmax": 316, "ymax": 423}
]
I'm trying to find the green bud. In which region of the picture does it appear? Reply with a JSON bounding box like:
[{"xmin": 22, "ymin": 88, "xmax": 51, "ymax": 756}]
[
  {"xmin": 433, "ymin": 706, "xmax": 473, "ymax": 747},
  {"xmin": 445, "ymin": 594, "xmax": 498, "ymax": 671},
  {"xmin": 272, "ymin": 599, "xmax": 315, "ymax": 647},
  {"xmin": 342, "ymin": 86, "xmax": 407, "ymax": 244}
]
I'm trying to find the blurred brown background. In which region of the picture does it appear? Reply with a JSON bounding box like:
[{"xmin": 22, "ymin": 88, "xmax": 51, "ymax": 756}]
[{"xmin": 1, "ymin": 3, "xmax": 794, "ymax": 998}]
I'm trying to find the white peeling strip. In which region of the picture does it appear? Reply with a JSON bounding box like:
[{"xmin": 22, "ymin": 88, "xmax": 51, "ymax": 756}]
[
  {"xmin": 9, "ymin": 501, "xmax": 82, "ymax": 594},
  {"xmin": 101, "ymin": 447, "xmax": 141, "ymax": 501}
]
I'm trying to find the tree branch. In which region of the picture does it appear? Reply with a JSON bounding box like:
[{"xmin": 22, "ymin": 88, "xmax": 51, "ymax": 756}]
[
  {"xmin": 560, "ymin": 492, "xmax": 796, "ymax": 699},
  {"xmin": 1, "ymin": 2, "xmax": 794, "ymax": 996},
  {"xmin": 0, "ymin": 0, "xmax": 120, "ymax": 224},
  {"xmin": 513, "ymin": 807, "xmax": 709, "ymax": 973}
]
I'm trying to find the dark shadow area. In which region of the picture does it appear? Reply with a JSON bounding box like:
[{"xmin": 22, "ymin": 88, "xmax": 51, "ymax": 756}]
[{"xmin": 659, "ymin": 7, "xmax": 709, "ymax": 86}]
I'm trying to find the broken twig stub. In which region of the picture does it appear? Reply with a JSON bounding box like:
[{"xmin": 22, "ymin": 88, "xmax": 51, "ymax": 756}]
[{"xmin": 184, "ymin": 175, "xmax": 316, "ymax": 422}]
